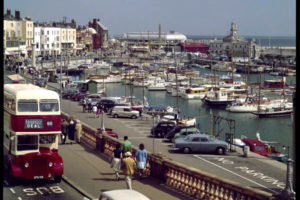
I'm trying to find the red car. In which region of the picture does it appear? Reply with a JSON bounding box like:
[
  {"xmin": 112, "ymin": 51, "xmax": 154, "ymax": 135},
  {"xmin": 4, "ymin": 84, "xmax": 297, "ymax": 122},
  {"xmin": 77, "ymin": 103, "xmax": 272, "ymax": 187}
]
[
  {"xmin": 71, "ymin": 92, "xmax": 89, "ymax": 101},
  {"xmin": 97, "ymin": 128, "xmax": 118, "ymax": 138}
]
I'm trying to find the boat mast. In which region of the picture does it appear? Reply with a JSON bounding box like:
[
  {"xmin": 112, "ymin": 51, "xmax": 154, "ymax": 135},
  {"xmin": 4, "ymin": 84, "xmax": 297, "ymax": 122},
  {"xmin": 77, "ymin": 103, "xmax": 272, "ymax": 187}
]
[
  {"xmin": 230, "ymin": 26, "xmax": 234, "ymax": 85},
  {"xmin": 129, "ymin": 58, "xmax": 133, "ymax": 106},
  {"xmin": 175, "ymin": 53, "xmax": 180, "ymax": 116},
  {"xmin": 247, "ymin": 43, "xmax": 251, "ymax": 98},
  {"xmin": 256, "ymin": 72, "xmax": 261, "ymax": 139},
  {"xmin": 142, "ymin": 52, "xmax": 145, "ymax": 107}
]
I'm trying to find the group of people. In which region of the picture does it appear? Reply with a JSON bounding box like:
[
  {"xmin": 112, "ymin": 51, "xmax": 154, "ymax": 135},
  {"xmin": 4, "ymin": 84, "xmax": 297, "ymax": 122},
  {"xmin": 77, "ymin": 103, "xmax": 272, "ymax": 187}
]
[
  {"xmin": 111, "ymin": 136, "xmax": 148, "ymax": 190},
  {"xmin": 61, "ymin": 118, "xmax": 83, "ymax": 144},
  {"xmin": 82, "ymin": 98, "xmax": 102, "ymax": 118}
]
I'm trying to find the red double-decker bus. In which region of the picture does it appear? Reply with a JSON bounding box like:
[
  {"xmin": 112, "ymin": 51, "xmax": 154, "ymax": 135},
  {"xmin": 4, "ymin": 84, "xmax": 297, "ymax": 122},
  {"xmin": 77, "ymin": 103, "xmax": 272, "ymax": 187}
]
[{"xmin": 4, "ymin": 84, "xmax": 64, "ymax": 182}]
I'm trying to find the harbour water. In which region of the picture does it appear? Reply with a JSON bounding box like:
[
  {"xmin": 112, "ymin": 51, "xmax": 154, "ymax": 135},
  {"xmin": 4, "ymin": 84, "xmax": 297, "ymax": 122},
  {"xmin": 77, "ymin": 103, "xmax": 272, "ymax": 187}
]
[{"xmin": 74, "ymin": 66, "xmax": 295, "ymax": 158}]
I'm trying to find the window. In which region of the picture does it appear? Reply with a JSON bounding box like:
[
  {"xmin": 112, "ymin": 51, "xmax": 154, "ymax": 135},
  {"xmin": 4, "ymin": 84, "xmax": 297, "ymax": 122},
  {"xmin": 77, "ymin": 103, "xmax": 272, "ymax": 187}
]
[
  {"xmin": 18, "ymin": 100, "xmax": 38, "ymax": 112},
  {"xmin": 17, "ymin": 135, "xmax": 38, "ymax": 151},
  {"xmin": 200, "ymin": 138, "xmax": 208, "ymax": 142},
  {"xmin": 47, "ymin": 31, "xmax": 49, "ymax": 35},
  {"xmin": 40, "ymin": 134, "xmax": 56, "ymax": 144},
  {"xmin": 255, "ymin": 146, "xmax": 265, "ymax": 151},
  {"xmin": 40, "ymin": 99, "xmax": 59, "ymax": 112},
  {"xmin": 192, "ymin": 138, "xmax": 200, "ymax": 142}
]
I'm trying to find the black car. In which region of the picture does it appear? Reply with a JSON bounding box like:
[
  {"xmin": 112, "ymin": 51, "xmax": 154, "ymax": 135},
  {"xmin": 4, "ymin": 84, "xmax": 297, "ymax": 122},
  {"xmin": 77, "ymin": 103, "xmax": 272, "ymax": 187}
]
[
  {"xmin": 165, "ymin": 125, "xmax": 193, "ymax": 141},
  {"xmin": 151, "ymin": 121, "xmax": 176, "ymax": 138},
  {"xmin": 62, "ymin": 89, "xmax": 80, "ymax": 99},
  {"xmin": 98, "ymin": 98, "xmax": 118, "ymax": 112}
]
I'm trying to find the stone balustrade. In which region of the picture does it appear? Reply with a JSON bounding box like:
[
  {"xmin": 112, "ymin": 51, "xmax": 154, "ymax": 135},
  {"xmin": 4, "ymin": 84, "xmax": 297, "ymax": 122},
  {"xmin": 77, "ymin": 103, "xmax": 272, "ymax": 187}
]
[{"xmin": 61, "ymin": 112, "xmax": 274, "ymax": 200}]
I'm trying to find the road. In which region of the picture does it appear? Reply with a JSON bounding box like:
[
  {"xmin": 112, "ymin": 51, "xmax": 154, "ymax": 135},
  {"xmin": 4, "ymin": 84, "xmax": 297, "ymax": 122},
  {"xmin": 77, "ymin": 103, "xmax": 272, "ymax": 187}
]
[{"xmin": 3, "ymin": 170, "xmax": 85, "ymax": 200}]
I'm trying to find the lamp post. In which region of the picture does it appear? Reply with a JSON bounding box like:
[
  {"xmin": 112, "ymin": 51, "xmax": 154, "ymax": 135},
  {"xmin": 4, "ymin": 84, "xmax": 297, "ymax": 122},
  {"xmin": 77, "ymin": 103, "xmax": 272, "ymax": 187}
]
[
  {"xmin": 100, "ymin": 105, "xmax": 105, "ymax": 133},
  {"xmin": 277, "ymin": 146, "xmax": 295, "ymax": 200}
]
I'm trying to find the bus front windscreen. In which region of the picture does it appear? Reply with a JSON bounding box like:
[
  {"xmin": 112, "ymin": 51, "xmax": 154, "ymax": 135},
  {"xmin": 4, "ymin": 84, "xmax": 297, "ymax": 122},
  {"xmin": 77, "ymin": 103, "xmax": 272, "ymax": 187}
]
[{"xmin": 17, "ymin": 135, "xmax": 39, "ymax": 151}]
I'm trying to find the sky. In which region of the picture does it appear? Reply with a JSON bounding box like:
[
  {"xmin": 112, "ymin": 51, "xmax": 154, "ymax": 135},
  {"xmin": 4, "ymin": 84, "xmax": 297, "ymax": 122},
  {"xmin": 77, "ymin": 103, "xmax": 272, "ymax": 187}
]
[{"xmin": 4, "ymin": 0, "xmax": 296, "ymax": 37}]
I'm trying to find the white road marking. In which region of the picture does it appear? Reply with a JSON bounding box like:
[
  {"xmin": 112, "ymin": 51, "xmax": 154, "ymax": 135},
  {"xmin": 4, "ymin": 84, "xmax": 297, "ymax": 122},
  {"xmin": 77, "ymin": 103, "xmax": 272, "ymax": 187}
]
[
  {"xmin": 18, "ymin": 197, "xmax": 22, "ymax": 200},
  {"xmin": 10, "ymin": 188, "xmax": 16, "ymax": 194},
  {"xmin": 193, "ymin": 155, "xmax": 279, "ymax": 194}
]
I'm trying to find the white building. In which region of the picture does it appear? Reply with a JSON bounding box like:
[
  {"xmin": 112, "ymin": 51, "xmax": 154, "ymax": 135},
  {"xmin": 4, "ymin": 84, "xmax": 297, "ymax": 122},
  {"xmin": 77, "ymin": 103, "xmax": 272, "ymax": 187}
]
[
  {"xmin": 209, "ymin": 22, "xmax": 259, "ymax": 59},
  {"xmin": 122, "ymin": 31, "xmax": 187, "ymax": 44},
  {"xmin": 34, "ymin": 27, "xmax": 61, "ymax": 56}
]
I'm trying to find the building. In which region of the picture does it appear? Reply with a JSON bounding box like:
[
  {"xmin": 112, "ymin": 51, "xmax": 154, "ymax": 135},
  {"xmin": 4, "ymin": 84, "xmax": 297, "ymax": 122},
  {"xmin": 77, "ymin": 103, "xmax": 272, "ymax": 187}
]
[
  {"xmin": 60, "ymin": 26, "xmax": 77, "ymax": 55},
  {"xmin": 122, "ymin": 31, "xmax": 187, "ymax": 44},
  {"xmin": 76, "ymin": 27, "xmax": 96, "ymax": 53},
  {"xmin": 34, "ymin": 26, "xmax": 61, "ymax": 56},
  {"xmin": 209, "ymin": 22, "xmax": 258, "ymax": 59},
  {"xmin": 180, "ymin": 42, "xmax": 209, "ymax": 53},
  {"xmin": 88, "ymin": 18, "xmax": 108, "ymax": 49},
  {"xmin": 4, "ymin": 9, "xmax": 32, "ymax": 58}
]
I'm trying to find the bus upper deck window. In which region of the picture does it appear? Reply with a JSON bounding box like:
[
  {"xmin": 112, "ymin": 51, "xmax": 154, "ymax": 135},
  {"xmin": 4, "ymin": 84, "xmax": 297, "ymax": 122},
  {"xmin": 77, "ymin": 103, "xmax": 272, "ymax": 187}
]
[
  {"xmin": 18, "ymin": 100, "xmax": 38, "ymax": 112},
  {"xmin": 40, "ymin": 99, "xmax": 59, "ymax": 112}
]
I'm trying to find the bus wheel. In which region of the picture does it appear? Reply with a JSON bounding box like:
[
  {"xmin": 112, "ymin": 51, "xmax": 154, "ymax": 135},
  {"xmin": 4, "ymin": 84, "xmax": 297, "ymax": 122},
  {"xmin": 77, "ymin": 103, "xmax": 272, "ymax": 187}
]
[
  {"xmin": 8, "ymin": 165, "xmax": 16, "ymax": 186},
  {"xmin": 54, "ymin": 175, "xmax": 62, "ymax": 183}
]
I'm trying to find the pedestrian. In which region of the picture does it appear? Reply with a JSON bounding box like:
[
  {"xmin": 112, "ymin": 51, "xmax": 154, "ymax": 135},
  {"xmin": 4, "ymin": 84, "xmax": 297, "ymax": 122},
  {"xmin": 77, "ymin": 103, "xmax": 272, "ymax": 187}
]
[
  {"xmin": 68, "ymin": 119, "xmax": 76, "ymax": 144},
  {"xmin": 82, "ymin": 98, "xmax": 87, "ymax": 113},
  {"xmin": 87, "ymin": 98, "xmax": 92, "ymax": 113},
  {"xmin": 121, "ymin": 151, "xmax": 136, "ymax": 190},
  {"xmin": 75, "ymin": 119, "xmax": 82, "ymax": 144},
  {"xmin": 96, "ymin": 103, "xmax": 102, "ymax": 118},
  {"xmin": 121, "ymin": 136, "xmax": 132, "ymax": 155},
  {"xmin": 92, "ymin": 104, "xmax": 98, "ymax": 118},
  {"xmin": 111, "ymin": 143, "xmax": 122, "ymax": 180},
  {"xmin": 61, "ymin": 119, "xmax": 68, "ymax": 144},
  {"xmin": 135, "ymin": 143, "xmax": 148, "ymax": 179}
]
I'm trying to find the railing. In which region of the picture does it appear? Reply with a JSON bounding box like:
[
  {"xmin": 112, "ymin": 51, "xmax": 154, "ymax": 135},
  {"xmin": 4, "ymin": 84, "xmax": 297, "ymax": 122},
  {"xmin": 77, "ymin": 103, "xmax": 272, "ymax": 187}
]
[{"xmin": 61, "ymin": 111, "xmax": 274, "ymax": 200}]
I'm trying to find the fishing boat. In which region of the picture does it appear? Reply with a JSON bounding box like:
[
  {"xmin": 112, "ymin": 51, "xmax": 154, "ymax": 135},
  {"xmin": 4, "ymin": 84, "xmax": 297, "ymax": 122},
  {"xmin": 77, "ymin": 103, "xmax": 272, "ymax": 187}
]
[
  {"xmin": 203, "ymin": 90, "xmax": 236, "ymax": 107},
  {"xmin": 181, "ymin": 87, "xmax": 208, "ymax": 99},
  {"xmin": 252, "ymin": 106, "xmax": 293, "ymax": 117}
]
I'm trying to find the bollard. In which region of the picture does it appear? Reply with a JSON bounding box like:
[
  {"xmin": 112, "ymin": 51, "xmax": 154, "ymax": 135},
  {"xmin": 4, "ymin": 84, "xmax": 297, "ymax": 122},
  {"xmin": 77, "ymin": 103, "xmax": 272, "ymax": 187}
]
[{"xmin": 243, "ymin": 146, "xmax": 249, "ymax": 157}]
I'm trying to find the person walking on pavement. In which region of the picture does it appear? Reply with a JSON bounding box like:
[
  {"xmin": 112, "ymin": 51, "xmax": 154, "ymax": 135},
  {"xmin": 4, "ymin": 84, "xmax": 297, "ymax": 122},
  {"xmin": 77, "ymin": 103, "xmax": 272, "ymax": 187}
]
[
  {"xmin": 96, "ymin": 103, "xmax": 102, "ymax": 118},
  {"xmin": 92, "ymin": 104, "xmax": 98, "ymax": 118},
  {"xmin": 75, "ymin": 119, "xmax": 82, "ymax": 144},
  {"xmin": 111, "ymin": 143, "xmax": 122, "ymax": 180},
  {"xmin": 121, "ymin": 136, "xmax": 132, "ymax": 155},
  {"xmin": 68, "ymin": 119, "xmax": 76, "ymax": 144},
  {"xmin": 135, "ymin": 143, "xmax": 148, "ymax": 179},
  {"xmin": 82, "ymin": 98, "xmax": 87, "ymax": 113},
  {"xmin": 121, "ymin": 151, "xmax": 136, "ymax": 190},
  {"xmin": 61, "ymin": 119, "xmax": 68, "ymax": 144},
  {"xmin": 87, "ymin": 98, "xmax": 92, "ymax": 113}
]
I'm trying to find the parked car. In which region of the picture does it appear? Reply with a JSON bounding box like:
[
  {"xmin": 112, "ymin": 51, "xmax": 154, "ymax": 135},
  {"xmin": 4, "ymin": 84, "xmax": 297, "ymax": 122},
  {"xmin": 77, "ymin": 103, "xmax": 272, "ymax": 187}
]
[
  {"xmin": 71, "ymin": 91, "xmax": 89, "ymax": 101},
  {"xmin": 98, "ymin": 98, "xmax": 119, "ymax": 112},
  {"xmin": 97, "ymin": 128, "xmax": 118, "ymax": 138},
  {"xmin": 108, "ymin": 103, "xmax": 130, "ymax": 115},
  {"xmin": 111, "ymin": 106, "xmax": 139, "ymax": 119},
  {"xmin": 35, "ymin": 77, "xmax": 46, "ymax": 87},
  {"xmin": 173, "ymin": 133, "xmax": 229, "ymax": 154},
  {"xmin": 151, "ymin": 121, "xmax": 176, "ymax": 138},
  {"xmin": 62, "ymin": 88, "xmax": 80, "ymax": 99},
  {"xmin": 165, "ymin": 126, "xmax": 192, "ymax": 141},
  {"xmin": 99, "ymin": 189, "xmax": 150, "ymax": 200},
  {"xmin": 172, "ymin": 127, "xmax": 201, "ymax": 142}
]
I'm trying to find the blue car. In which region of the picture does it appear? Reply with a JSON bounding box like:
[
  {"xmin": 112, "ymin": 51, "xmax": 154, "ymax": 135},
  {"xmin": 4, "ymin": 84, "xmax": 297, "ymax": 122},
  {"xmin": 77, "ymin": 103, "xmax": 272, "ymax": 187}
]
[{"xmin": 173, "ymin": 133, "xmax": 229, "ymax": 154}]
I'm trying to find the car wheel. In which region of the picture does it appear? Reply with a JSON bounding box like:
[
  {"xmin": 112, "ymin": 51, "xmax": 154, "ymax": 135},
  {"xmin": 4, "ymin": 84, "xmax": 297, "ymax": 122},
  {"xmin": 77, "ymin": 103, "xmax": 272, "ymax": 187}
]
[
  {"xmin": 158, "ymin": 132, "xmax": 164, "ymax": 138},
  {"xmin": 114, "ymin": 114, "xmax": 118, "ymax": 118},
  {"xmin": 216, "ymin": 147, "xmax": 225, "ymax": 155},
  {"xmin": 183, "ymin": 147, "xmax": 191, "ymax": 154},
  {"xmin": 131, "ymin": 115, "xmax": 137, "ymax": 119}
]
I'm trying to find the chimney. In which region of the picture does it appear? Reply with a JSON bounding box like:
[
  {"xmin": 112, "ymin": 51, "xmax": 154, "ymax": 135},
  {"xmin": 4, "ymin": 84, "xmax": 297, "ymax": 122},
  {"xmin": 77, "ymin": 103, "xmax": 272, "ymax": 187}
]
[
  {"xmin": 7, "ymin": 9, "xmax": 11, "ymax": 16},
  {"xmin": 15, "ymin": 10, "xmax": 20, "ymax": 20}
]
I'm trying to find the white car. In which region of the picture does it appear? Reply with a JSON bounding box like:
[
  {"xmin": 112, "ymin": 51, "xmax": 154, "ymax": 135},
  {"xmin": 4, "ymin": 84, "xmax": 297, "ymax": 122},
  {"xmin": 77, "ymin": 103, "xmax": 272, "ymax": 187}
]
[
  {"xmin": 111, "ymin": 106, "xmax": 139, "ymax": 119},
  {"xmin": 98, "ymin": 189, "xmax": 150, "ymax": 200}
]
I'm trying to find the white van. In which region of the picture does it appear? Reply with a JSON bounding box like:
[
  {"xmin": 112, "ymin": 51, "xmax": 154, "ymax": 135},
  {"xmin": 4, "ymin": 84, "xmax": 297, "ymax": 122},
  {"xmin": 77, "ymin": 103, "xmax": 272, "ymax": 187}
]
[
  {"xmin": 111, "ymin": 106, "xmax": 139, "ymax": 119},
  {"xmin": 98, "ymin": 189, "xmax": 150, "ymax": 200}
]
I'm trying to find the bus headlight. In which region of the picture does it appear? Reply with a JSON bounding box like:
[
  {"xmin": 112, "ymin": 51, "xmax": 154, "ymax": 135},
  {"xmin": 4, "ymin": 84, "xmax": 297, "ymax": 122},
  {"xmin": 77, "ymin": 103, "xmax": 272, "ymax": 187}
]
[
  {"xmin": 24, "ymin": 162, "xmax": 29, "ymax": 168},
  {"xmin": 49, "ymin": 162, "xmax": 53, "ymax": 167}
]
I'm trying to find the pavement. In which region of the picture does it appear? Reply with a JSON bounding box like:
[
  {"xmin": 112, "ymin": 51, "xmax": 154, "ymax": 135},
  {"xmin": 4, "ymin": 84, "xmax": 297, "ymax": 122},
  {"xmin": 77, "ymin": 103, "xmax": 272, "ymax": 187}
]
[{"xmin": 59, "ymin": 139, "xmax": 193, "ymax": 200}]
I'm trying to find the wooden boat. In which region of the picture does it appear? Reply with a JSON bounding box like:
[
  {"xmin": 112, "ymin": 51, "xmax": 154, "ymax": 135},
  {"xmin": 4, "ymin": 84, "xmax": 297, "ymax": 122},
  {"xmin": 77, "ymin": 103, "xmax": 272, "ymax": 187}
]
[{"xmin": 252, "ymin": 106, "xmax": 292, "ymax": 117}]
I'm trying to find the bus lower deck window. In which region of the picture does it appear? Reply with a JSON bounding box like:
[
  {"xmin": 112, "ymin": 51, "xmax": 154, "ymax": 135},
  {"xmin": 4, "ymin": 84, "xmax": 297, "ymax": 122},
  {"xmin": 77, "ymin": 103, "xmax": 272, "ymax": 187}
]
[{"xmin": 17, "ymin": 135, "xmax": 38, "ymax": 151}]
